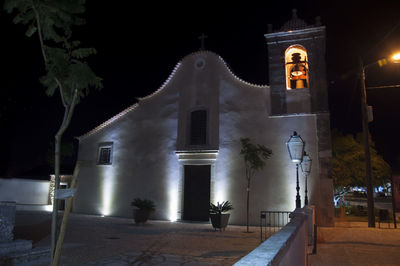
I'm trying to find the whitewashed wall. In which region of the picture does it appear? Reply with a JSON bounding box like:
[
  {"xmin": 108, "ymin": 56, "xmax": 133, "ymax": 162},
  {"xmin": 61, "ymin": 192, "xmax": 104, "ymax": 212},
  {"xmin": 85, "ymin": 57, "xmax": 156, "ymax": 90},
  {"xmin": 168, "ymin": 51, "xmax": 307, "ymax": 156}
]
[
  {"xmin": 74, "ymin": 51, "xmax": 332, "ymax": 225},
  {"xmin": 0, "ymin": 178, "xmax": 50, "ymax": 205},
  {"xmin": 74, "ymin": 74, "xmax": 180, "ymax": 220},
  {"xmin": 216, "ymin": 67, "xmax": 319, "ymax": 225}
]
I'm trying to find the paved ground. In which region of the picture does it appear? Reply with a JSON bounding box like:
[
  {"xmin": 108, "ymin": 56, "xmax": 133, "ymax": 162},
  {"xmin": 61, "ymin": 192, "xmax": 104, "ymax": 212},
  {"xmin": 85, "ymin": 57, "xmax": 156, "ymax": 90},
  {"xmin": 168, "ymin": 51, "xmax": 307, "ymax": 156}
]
[
  {"xmin": 14, "ymin": 211, "xmax": 261, "ymax": 265},
  {"xmin": 13, "ymin": 211, "xmax": 400, "ymax": 265},
  {"xmin": 309, "ymin": 221, "xmax": 400, "ymax": 266}
]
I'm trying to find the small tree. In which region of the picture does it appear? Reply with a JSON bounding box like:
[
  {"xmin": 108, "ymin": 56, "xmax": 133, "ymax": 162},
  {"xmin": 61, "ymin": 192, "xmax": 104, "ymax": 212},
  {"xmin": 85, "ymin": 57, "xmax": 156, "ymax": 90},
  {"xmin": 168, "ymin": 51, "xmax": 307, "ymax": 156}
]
[
  {"xmin": 4, "ymin": 0, "xmax": 102, "ymax": 264},
  {"xmin": 240, "ymin": 138, "xmax": 272, "ymax": 232},
  {"xmin": 331, "ymin": 129, "xmax": 391, "ymax": 201}
]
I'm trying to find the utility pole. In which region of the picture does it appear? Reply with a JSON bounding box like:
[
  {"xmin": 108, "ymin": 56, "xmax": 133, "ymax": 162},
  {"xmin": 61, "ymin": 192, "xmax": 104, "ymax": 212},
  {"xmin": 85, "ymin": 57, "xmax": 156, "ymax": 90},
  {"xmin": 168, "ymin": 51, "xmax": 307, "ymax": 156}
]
[{"xmin": 360, "ymin": 57, "xmax": 375, "ymax": 227}]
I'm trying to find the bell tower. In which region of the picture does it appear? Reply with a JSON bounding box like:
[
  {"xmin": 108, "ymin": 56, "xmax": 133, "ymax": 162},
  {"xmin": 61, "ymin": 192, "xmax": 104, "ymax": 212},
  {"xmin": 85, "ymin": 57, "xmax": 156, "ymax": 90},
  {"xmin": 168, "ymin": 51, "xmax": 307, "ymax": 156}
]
[
  {"xmin": 265, "ymin": 10, "xmax": 334, "ymax": 226},
  {"xmin": 265, "ymin": 9, "xmax": 328, "ymax": 115}
]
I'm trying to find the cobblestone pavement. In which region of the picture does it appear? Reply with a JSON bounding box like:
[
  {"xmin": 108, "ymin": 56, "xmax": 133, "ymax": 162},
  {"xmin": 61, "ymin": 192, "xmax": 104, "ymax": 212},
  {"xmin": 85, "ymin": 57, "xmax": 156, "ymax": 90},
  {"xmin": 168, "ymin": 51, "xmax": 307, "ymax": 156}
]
[
  {"xmin": 14, "ymin": 212, "xmax": 400, "ymax": 265},
  {"xmin": 82, "ymin": 251, "xmax": 241, "ymax": 265},
  {"xmin": 15, "ymin": 212, "xmax": 261, "ymax": 265}
]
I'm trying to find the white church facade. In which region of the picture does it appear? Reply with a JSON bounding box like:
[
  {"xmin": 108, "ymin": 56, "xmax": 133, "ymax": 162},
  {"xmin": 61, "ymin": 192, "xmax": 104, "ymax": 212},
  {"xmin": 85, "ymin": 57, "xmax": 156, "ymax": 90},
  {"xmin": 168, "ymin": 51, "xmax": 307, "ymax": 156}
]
[{"xmin": 73, "ymin": 12, "xmax": 334, "ymax": 226}]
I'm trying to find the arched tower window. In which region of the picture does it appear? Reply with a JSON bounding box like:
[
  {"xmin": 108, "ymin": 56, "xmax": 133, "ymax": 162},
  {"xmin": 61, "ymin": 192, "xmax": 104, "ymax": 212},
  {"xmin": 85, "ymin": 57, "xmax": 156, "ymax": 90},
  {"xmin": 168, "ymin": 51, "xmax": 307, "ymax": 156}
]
[
  {"xmin": 190, "ymin": 110, "xmax": 207, "ymax": 145},
  {"xmin": 285, "ymin": 45, "xmax": 309, "ymax": 90}
]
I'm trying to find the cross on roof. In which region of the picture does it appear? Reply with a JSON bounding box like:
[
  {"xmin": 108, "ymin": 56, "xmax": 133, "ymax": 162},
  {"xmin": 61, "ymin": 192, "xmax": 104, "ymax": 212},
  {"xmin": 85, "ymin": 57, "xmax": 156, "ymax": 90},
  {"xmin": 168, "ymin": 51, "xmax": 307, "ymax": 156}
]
[{"xmin": 198, "ymin": 33, "xmax": 208, "ymax": 50}]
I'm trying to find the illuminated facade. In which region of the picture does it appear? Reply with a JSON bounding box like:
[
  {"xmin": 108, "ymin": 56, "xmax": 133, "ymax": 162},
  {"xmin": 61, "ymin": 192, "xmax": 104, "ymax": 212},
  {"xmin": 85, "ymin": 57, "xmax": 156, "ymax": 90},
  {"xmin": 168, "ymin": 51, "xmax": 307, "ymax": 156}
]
[{"xmin": 73, "ymin": 11, "xmax": 334, "ymax": 226}]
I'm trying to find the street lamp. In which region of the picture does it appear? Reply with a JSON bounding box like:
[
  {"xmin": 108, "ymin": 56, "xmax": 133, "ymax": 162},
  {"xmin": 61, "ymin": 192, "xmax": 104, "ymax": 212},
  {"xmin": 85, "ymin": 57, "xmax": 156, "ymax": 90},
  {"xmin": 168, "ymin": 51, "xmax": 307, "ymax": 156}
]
[
  {"xmin": 301, "ymin": 151, "xmax": 312, "ymax": 206},
  {"xmin": 391, "ymin": 52, "xmax": 400, "ymax": 63},
  {"xmin": 360, "ymin": 52, "xmax": 400, "ymax": 228},
  {"xmin": 286, "ymin": 131, "xmax": 305, "ymax": 209}
]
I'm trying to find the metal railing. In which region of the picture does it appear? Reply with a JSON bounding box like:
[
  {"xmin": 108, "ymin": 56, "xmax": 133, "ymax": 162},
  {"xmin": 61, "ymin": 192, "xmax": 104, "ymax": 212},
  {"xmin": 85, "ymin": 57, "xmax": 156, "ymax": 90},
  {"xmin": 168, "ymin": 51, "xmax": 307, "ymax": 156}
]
[{"xmin": 260, "ymin": 210, "xmax": 291, "ymax": 242}]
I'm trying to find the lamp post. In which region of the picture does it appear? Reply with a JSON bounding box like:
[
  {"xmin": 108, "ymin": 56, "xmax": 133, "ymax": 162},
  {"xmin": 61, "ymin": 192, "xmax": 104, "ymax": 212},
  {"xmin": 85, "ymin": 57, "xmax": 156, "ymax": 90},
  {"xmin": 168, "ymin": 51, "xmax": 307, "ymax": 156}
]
[
  {"xmin": 301, "ymin": 151, "xmax": 312, "ymax": 206},
  {"xmin": 286, "ymin": 131, "xmax": 305, "ymax": 209},
  {"xmin": 360, "ymin": 57, "xmax": 375, "ymax": 228},
  {"xmin": 360, "ymin": 52, "xmax": 400, "ymax": 228}
]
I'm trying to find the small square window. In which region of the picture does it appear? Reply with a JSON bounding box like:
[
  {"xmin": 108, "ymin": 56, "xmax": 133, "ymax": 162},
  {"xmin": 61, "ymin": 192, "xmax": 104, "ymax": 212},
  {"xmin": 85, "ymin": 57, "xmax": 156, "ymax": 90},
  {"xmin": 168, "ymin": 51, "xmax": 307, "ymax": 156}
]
[{"xmin": 97, "ymin": 143, "xmax": 113, "ymax": 165}]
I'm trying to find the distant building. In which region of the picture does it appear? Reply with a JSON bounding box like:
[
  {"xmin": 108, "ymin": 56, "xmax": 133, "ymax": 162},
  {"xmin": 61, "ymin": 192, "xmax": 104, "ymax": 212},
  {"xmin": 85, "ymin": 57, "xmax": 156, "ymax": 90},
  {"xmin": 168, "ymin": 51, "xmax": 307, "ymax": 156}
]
[{"xmin": 73, "ymin": 10, "xmax": 334, "ymax": 226}]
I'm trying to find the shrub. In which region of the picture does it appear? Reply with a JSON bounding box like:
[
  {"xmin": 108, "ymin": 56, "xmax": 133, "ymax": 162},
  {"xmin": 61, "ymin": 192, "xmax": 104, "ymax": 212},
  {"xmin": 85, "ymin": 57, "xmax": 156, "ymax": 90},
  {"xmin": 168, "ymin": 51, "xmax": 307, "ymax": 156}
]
[{"xmin": 130, "ymin": 198, "xmax": 155, "ymax": 211}]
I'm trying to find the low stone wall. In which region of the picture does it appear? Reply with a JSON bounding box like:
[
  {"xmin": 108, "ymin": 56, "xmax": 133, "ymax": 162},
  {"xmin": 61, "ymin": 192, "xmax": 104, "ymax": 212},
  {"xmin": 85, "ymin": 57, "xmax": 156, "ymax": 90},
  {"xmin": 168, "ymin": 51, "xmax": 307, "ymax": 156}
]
[
  {"xmin": 0, "ymin": 201, "xmax": 16, "ymax": 242},
  {"xmin": 234, "ymin": 207, "xmax": 314, "ymax": 266},
  {"xmin": 0, "ymin": 201, "xmax": 50, "ymax": 264}
]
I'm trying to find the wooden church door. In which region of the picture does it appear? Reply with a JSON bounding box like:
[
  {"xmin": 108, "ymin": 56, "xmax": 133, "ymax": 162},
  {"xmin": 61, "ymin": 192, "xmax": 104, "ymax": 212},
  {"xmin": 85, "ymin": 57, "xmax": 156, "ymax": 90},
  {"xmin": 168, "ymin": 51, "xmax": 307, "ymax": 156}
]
[{"xmin": 183, "ymin": 165, "xmax": 211, "ymax": 221}]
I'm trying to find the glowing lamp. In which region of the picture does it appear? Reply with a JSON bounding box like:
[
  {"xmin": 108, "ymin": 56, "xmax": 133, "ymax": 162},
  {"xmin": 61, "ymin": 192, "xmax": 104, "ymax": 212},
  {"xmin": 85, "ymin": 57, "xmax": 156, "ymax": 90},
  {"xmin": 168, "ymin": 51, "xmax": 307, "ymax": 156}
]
[
  {"xmin": 392, "ymin": 52, "xmax": 400, "ymax": 63},
  {"xmin": 286, "ymin": 131, "xmax": 305, "ymax": 163},
  {"xmin": 300, "ymin": 152, "xmax": 312, "ymax": 175}
]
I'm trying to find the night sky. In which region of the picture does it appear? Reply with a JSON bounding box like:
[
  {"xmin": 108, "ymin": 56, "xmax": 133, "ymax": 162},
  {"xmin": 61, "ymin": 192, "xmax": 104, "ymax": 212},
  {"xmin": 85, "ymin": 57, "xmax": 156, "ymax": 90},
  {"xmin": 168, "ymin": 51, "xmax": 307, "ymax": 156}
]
[{"xmin": 2, "ymin": 1, "xmax": 400, "ymax": 177}]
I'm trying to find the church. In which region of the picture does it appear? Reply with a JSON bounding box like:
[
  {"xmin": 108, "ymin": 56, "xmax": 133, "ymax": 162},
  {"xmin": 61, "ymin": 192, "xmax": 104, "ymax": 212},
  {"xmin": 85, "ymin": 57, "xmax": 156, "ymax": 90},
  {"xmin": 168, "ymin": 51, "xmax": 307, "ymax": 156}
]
[{"xmin": 73, "ymin": 10, "xmax": 334, "ymax": 226}]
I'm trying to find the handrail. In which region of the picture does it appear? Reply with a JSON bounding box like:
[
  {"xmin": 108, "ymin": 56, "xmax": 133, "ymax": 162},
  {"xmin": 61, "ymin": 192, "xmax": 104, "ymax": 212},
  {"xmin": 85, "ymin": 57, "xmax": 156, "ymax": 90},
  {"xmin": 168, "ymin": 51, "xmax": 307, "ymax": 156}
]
[{"xmin": 260, "ymin": 210, "xmax": 291, "ymax": 242}]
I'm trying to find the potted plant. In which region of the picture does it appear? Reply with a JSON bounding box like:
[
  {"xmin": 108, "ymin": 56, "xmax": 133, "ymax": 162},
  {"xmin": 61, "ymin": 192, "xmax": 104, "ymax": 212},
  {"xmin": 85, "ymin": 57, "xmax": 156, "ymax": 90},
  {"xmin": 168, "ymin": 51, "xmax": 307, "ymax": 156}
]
[
  {"xmin": 209, "ymin": 201, "xmax": 233, "ymax": 231},
  {"xmin": 130, "ymin": 198, "xmax": 155, "ymax": 224}
]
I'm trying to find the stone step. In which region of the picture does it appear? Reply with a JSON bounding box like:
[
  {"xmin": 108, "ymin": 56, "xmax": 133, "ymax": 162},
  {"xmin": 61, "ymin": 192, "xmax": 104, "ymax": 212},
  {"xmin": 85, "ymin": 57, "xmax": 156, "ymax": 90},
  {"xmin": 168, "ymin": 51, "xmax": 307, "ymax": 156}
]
[{"xmin": 0, "ymin": 245, "xmax": 50, "ymax": 266}]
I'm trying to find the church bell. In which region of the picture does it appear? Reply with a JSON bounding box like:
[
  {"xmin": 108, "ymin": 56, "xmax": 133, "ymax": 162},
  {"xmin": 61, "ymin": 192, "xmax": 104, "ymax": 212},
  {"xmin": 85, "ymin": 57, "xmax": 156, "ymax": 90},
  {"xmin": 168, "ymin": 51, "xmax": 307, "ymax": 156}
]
[{"xmin": 289, "ymin": 53, "xmax": 307, "ymax": 89}]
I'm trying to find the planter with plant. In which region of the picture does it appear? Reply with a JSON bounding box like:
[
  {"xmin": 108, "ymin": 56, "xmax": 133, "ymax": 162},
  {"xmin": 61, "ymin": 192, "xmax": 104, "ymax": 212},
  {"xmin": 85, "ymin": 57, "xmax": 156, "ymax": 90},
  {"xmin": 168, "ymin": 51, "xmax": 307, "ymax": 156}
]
[
  {"xmin": 209, "ymin": 201, "xmax": 233, "ymax": 231},
  {"xmin": 130, "ymin": 198, "xmax": 155, "ymax": 224}
]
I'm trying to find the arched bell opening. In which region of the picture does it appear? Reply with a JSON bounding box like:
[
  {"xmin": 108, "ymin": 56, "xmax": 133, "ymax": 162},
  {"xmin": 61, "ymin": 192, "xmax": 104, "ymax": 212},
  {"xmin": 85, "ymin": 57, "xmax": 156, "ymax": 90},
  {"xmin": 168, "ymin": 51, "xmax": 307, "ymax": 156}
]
[{"xmin": 285, "ymin": 45, "xmax": 309, "ymax": 90}]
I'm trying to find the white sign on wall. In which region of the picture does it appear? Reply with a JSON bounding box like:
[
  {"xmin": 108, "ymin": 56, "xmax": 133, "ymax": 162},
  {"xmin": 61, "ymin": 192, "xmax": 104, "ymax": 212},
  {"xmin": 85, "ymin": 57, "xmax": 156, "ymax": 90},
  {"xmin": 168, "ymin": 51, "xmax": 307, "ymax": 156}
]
[{"xmin": 54, "ymin": 188, "xmax": 76, "ymax": 200}]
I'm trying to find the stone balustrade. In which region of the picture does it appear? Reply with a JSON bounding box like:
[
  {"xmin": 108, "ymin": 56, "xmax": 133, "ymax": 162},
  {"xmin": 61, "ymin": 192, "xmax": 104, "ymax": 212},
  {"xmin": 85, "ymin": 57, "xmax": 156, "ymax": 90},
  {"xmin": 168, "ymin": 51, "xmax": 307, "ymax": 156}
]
[{"xmin": 234, "ymin": 206, "xmax": 315, "ymax": 266}]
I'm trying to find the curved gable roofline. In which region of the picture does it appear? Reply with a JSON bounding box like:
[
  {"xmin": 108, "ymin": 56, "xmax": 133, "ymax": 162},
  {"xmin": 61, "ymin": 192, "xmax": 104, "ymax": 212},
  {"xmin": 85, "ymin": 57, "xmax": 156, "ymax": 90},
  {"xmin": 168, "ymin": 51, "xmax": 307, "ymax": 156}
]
[
  {"xmin": 77, "ymin": 103, "xmax": 139, "ymax": 141},
  {"xmin": 215, "ymin": 52, "xmax": 268, "ymax": 89},
  {"xmin": 78, "ymin": 50, "xmax": 269, "ymax": 141}
]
